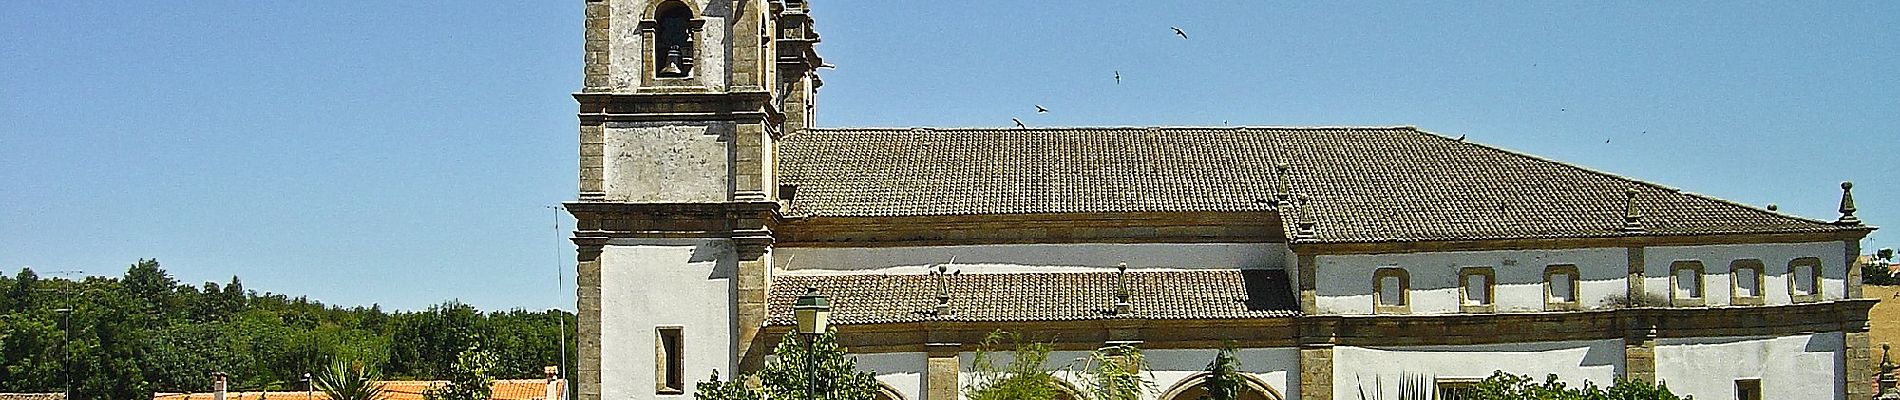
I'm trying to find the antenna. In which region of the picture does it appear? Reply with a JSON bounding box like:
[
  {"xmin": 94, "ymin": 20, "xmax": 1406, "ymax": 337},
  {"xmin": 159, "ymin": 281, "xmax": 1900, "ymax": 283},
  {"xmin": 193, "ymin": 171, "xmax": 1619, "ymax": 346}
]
[{"xmin": 546, "ymin": 205, "xmax": 570, "ymax": 387}]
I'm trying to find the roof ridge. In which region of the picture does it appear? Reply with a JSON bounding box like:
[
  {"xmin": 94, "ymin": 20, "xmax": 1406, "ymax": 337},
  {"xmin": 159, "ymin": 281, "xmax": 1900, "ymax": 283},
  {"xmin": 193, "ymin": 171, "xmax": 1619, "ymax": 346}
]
[
  {"xmin": 810, "ymin": 125, "xmax": 1420, "ymax": 132},
  {"xmin": 1403, "ymin": 127, "xmax": 1845, "ymax": 229}
]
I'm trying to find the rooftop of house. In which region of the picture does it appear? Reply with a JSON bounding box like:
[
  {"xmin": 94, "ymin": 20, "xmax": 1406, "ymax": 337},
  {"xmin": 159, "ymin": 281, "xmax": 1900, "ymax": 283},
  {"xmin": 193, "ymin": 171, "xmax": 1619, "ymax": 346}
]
[
  {"xmin": 778, "ymin": 126, "xmax": 1865, "ymax": 244},
  {"xmin": 152, "ymin": 379, "xmax": 563, "ymax": 400}
]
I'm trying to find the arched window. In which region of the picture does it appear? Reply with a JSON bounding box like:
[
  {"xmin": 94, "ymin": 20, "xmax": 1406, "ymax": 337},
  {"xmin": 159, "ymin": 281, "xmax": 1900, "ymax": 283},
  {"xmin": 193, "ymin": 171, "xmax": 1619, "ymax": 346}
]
[
  {"xmin": 871, "ymin": 383, "xmax": 906, "ymax": 400},
  {"xmin": 654, "ymin": 0, "xmax": 694, "ymax": 77},
  {"xmin": 1158, "ymin": 372, "xmax": 1286, "ymax": 400}
]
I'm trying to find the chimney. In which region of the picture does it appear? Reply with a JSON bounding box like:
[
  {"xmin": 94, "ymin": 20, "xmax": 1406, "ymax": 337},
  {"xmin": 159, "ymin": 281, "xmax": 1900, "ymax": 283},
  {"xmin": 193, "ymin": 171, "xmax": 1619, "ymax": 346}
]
[
  {"xmin": 544, "ymin": 366, "xmax": 562, "ymax": 400},
  {"xmin": 212, "ymin": 372, "xmax": 228, "ymax": 400}
]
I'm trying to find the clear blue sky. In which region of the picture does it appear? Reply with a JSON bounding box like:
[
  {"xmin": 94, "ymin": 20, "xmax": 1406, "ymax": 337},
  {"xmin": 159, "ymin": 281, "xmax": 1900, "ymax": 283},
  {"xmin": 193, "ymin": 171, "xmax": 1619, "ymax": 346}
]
[{"xmin": 3, "ymin": 1, "xmax": 1895, "ymax": 312}]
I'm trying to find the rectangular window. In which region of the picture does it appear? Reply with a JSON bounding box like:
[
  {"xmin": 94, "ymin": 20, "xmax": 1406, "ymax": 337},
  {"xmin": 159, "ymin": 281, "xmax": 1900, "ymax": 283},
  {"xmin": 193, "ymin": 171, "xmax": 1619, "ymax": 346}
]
[
  {"xmin": 1735, "ymin": 378, "xmax": 1761, "ymax": 400},
  {"xmin": 1436, "ymin": 378, "xmax": 1481, "ymax": 400},
  {"xmin": 1459, "ymin": 267, "xmax": 1495, "ymax": 313},
  {"xmin": 1374, "ymin": 267, "xmax": 1409, "ymax": 314},
  {"xmin": 657, "ymin": 327, "xmax": 684, "ymax": 394},
  {"xmin": 1545, "ymin": 264, "xmax": 1581, "ymax": 311},
  {"xmin": 1671, "ymin": 261, "xmax": 1705, "ymax": 306},
  {"xmin": 1790, "ymin": 257, "xmax": 1821, "ymax": 302},
  {"xmin": 1731, "ymin": 259, "xmax": 1764, "ymax": 305}
]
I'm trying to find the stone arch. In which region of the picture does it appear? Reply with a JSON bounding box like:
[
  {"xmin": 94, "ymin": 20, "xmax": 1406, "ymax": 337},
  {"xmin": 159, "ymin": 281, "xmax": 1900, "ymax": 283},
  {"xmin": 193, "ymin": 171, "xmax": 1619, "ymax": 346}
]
[
  {"xmin": 1156, "ymin": 372, "xmax": 1285, "ymax": 400},
  {"xmin": 641, "ymin": 0, "xmax": 701, "ymax": 19},
  {"xmin": 871, "ymin": 383, "xmax": 906, "ymax": 400}
]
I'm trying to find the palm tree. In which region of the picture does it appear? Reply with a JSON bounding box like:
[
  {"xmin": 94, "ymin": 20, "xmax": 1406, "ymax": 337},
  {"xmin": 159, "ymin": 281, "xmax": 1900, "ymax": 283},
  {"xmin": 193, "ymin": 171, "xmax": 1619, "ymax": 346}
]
[{"xmin": 314, "ymin": 359, "xmax": 389, "ymax": 400}]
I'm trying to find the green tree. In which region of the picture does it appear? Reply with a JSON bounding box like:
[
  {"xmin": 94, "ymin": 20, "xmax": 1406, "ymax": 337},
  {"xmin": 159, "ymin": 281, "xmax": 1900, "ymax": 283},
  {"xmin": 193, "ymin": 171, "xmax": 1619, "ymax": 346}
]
[
  {"xmin": 1201, "ymin": 346, "xmax": 1243, "ymax": 400},
  {"xmin": 964, "ymin": 331, "xmax": 1066, "ymax": 400},
  {"xmin": 1080, "ymin": 344, "xmax": 1152, "ymax": 400},
  {"xmin": 315, "ymin": 358, "xmax": 389, "ymax": 400},
  {"xmin": 424, "ymin": 343, "xmax": 497, "ymax": 400},
  {"xmin": 697, "ymin": 330, "xmax": 881, "ymax": 400}
]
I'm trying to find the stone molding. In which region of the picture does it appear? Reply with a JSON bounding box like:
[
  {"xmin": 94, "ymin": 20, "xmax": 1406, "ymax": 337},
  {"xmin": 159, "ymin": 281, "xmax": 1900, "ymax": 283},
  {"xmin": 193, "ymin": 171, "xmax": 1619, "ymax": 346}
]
[{"xmin": 574, "ymin": 91, "xmax": 784, "ymax": 126}]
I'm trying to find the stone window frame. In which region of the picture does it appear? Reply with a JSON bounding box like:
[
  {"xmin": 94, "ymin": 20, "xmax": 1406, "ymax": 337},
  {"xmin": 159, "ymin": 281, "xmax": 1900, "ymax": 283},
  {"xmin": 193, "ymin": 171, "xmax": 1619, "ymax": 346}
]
[
  {"xmin": 656, "ymin": 326, "xmax": 685, "ymax": 394},
  {"xmin": 1544, "ymin": 264, "xmax": 1582, "ymax": 311},
  {"xmin": 1373, "ymin": 267, "xmax": 1410, "ymax": 315},
  {"xmin": 638, "ymin": 0, "xmax": 708, "ymax": 86},
  {"xmin": 1729, "ymin": 259, "xmax": 1766, "ymax": 306},
  {"xmin": 1434, "ymin": 377, "xmax": 1483, "ymax": 400},
  {"xmin": 1669, "ymin": 260, "xmax": 1706, "ymax": 307},
  {"xmin": 1789, "ymin": 257, "xmax": 1822, "ymax": 303},
  {"xmin": 1457, "ymin": 267, "xmax": 1496, "ymax": 313}
]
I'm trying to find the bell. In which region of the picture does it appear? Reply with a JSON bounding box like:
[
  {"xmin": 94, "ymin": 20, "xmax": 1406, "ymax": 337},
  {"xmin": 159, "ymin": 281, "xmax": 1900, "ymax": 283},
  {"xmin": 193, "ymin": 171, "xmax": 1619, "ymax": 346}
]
[{"xmin": 659, "ymin": 46, "xmax": 684, "ymax": 76}]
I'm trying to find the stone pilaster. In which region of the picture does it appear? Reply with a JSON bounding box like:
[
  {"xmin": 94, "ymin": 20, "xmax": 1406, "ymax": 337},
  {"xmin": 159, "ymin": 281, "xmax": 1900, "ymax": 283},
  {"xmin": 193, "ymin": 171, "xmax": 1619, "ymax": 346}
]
[
  {"xmin": 1297, "ymin": 254, "xmax": 1318, "ymax": 314},
  {"xmin": 1849, "ymin": 239, "xmax": 1865, "ymax": 299},
  {"xmin": 1622, "ymin": 321, "xmax": 1657, "ymax": 384},
  {"xmin": 581, "ymin": 0, "xmax": 610, "ymax": 92},
  {"xmin": 734, "ymin": 252, "xmax": 771, "ymax": 373},
  {"xmin": 578, "ymin": 124, "xmax": 604, "ymax": 199},
  {"xmin": 1849, "ymin": 310, "xmax": 1876, "ymax": 400},
  {"xmin": 926, "ymin": 343, "xmax": 960, "ymax": 400},
  {"xmin": 1626, "ymin": 246, "xmax": 1645, "ymax": 306},
  {"xmin": 574, "ymin": 238, "xmax": 606, "ymax": 400},
  {"xmin": 1298, "ymin": 345, "xmax": 1334, "ymax": 400}
]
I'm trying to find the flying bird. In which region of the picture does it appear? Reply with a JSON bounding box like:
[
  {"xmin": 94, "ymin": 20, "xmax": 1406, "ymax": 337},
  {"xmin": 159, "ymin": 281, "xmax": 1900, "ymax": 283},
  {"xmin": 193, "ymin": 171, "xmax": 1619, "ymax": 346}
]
[
  {"xmin": 1171, "ymin": 27, "xmax": 1189, "ymax": 39},
  {"xmin": 1011, "ymin": 118, "xmax": 1026, "ymax": 129},
  {"xmin": 1455, "ymin": 134, "xmax": 1466, "ymax": 142},
  {"xmin": 1114, "ymin": 70, "xmax": 1121, "ymax": 84},
  {"xmin": 1035, "ymin": 105, "xmax": 1049, "ymax": 114}
]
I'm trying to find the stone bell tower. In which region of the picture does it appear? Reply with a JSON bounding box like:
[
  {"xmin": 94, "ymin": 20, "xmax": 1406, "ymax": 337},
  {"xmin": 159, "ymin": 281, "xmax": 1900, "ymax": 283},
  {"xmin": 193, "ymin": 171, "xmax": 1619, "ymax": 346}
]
[{"xmin": 565, "ymin": 0, "xmax": 821, "ymax": 399}]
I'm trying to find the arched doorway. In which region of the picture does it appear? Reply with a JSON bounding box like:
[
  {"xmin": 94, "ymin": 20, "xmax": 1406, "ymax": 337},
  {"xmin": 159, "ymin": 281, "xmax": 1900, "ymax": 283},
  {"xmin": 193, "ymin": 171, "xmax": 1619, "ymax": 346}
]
[{"xmin": 1157, "ymin": 372, "xmax": 1285, "ymax": 400}]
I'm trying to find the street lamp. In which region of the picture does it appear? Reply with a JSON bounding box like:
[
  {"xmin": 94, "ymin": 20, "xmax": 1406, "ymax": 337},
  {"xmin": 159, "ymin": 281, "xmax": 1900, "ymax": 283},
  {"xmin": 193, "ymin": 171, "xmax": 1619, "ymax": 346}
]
[
  {"xmin": 792, "ymin": 288, "xmax": 831, "ymax": 400},
  {"xmin": 53, "ymin": 308, "xmax": 71, "ymax": 400}
]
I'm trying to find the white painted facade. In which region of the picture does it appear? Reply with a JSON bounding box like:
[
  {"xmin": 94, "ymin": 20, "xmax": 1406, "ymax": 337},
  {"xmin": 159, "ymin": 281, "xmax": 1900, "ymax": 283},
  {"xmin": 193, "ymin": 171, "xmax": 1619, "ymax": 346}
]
[
  {"xmin": 598, "ymin": 239, "xmax": 744, "ymax": 400},
  {"xmin": 1642, "ymin": 241, "xmax": 1847, "ymax": 306},
  {"xmin": 1655, "ymin": 332, "xmax": 1845, "ymax": 399},
  {"xmin": 1313, "ymin": 248, "xmax": 1629, "ymax": 315},
  {"xmin": 1332, "ymin": 340, "xmax": 1625, "ymax": 400}
]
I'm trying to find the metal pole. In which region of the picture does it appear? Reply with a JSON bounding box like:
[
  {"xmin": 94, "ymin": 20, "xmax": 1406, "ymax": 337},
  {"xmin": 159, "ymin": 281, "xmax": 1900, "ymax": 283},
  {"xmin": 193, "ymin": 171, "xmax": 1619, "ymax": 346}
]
[
  {"xmin": 804, "ymin": 334, "xmax": 816, "ymax": 400},
  {"xmin": 57, "ymin": 309, "xmax": 72, "ymax": 400}
]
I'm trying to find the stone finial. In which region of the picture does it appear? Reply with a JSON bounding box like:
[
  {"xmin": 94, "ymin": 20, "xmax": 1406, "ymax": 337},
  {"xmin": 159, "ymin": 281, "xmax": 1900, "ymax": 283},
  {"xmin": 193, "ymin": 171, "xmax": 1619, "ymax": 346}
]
[
  {"xmin": 1273, "ymin": 163, "xmax": 1291, "ymax": 205},
  {"xmin": 1622, "ymin": 188, "xmax": 1646, "ymax": 233},
  {"xmin": 1294, "ymin": 195, "xmax": 1317, "ymax": 239},
  {"xmin": 933, "ymin": 264, "xmax": 951, "ymax": 316},
  {"xmin": 1838, "ymin": 181, "xmax": 1863, "ymax": 226},
  {"xmin": 1114, "ymin": 263, "xmax": 1132, "ymax": 315}
]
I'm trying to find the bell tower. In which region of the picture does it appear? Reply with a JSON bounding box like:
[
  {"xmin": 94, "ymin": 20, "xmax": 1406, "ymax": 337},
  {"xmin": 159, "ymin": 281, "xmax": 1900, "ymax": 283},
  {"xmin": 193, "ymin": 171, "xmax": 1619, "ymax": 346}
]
[{"xmin": 566, "ymin": 0, "xmax": 821, "ymax": 399}]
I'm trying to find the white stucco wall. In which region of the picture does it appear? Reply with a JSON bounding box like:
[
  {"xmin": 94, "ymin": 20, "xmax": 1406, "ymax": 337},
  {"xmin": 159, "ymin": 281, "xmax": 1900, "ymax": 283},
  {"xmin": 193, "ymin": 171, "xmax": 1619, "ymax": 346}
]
[
  {"xmin": 609, "ymin": 0, "xmax": 730, "ymax": 91},
  {"xmin": 949, "ymin": 348, "xmax": 1298, "ymax": 400},
  {"xmin": 1654, "ymin": 332, "xmax": 1844, "ymax": 400},
  {"xmin": 599, "ymin": 239, "xmax": 741, "ymax": 400},
  {"xmin": 854, "ymin": 352, "xmax": 927, "ymax": 400},
  {"xmin": 1641, "ymin": 242, "xmax": 1846, "ymax": 306},
  {"xmin": 603, "ymin": 122, "xmax": 735, "ymax": 203},
  {"xmin": 774, "ymin": 243, "xmax": 1288, "ymax": 273},
  {"xmin": 1332, "ymin": 340, "xmax": 1625, "ymax": 400},
  {"xmin": 1312, "ymin": 248, "xmax": 1627, "ymax": 315}
]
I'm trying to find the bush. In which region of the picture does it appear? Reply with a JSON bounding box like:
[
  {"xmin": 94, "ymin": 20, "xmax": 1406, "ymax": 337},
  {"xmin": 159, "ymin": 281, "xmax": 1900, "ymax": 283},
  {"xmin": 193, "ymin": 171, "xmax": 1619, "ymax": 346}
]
[{"xmin": 1463, "ymin": 371, "xmax": 1690, "ymax": 400}]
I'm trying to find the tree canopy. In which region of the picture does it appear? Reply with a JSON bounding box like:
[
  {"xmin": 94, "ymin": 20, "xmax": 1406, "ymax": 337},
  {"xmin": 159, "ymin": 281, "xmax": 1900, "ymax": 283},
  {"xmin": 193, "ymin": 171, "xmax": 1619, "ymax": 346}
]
[{"xmin": 0, "ymin": 260, "xmax": 576, "ymax": 400}]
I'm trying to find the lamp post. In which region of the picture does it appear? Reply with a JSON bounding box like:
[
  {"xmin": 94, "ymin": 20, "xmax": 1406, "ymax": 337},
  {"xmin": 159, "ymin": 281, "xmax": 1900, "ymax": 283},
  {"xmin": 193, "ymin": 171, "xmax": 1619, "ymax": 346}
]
[
  {"xmin": 53, "ymin": 308, "xmax": 72, "ymax": 400},
  {"xmin": 792, "ymin": 288, "xmax": 831, "ymax": 400}
]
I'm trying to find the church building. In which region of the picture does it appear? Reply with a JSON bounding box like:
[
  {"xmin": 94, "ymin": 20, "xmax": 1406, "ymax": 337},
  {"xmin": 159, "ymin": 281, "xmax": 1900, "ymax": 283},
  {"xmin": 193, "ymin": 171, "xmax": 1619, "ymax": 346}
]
[{"xmin": 562, "ymin": 1, "xmax": 1879, "ymax": 399}]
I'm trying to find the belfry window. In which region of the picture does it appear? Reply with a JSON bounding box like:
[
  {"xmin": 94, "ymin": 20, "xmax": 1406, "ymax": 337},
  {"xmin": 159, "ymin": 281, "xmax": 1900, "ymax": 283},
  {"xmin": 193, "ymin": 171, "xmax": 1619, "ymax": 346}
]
[{"xmin": 654, "ymin": 1, "xmax": 694, "ymax": 78}]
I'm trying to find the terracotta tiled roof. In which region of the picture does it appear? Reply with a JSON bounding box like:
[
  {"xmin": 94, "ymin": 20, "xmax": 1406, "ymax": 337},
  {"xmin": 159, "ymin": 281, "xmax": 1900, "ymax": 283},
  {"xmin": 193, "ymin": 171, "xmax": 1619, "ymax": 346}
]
[
  {"xmin": 153, "ymin": 379, "xmax": 562, "ymax": 400},
  {"xmin": 766, "ymin": 269, "xmax": 1299, "ymax": 326},
  {"xmin": 0, "ymin": 394, "xmax": 64, "ymax": 400},
  {"xmin": 778, "ymin": 127, "xmax": 1858, "ymax": 243}
]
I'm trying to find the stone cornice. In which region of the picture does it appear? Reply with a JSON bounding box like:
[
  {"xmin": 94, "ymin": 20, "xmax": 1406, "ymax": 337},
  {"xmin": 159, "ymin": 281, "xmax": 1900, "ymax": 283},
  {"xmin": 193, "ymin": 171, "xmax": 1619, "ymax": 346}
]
[
  {"xmin": 564, "ymin": 200, "xmax": 779, "ymax": 259},
  {"xmin": 574, "ymin": 91, "xmax": 784, "ymax": 126},
  {"xmin": 1289, "ymin": 229, "xmax": 1875, "ymax": 255}
]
